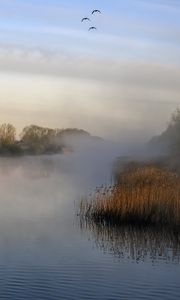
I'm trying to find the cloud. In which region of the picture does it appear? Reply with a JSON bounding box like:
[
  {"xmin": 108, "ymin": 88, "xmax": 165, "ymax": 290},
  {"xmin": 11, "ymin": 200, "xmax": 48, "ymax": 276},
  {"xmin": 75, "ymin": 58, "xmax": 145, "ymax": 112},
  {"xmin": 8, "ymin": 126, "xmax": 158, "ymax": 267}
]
[
  {"xmin": 135, "ymin": 0, "xmax": 180, "ymax": 12},
  {"xmin": 0, "ymin": 45, "xmax": 179, "ymax": 142},
  {"xmin": 0, "ymin": 45, "xmax": 179, "ymax": 91}
]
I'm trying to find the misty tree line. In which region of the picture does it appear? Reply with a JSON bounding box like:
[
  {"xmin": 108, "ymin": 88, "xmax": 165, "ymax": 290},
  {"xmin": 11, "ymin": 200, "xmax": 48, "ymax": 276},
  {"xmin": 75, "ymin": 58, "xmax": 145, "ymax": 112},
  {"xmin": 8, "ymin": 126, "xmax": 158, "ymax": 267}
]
[
  {"xmin": 0, "ymin": 124, "xmax": 90, "ymax": 155},
  {"xmin": 0, "ymin": 108, "xmax": 180, "ymax": 156},
  {"xmin": 149, "ymin": 108, "xmax": 180, "ymax": 157}
]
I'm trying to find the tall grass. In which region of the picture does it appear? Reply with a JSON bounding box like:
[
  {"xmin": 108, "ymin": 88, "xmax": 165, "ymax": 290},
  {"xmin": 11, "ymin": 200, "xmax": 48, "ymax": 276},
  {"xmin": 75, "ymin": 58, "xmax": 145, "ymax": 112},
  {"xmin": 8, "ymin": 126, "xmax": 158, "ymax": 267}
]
[{"xmin": 80, "ymin": 165, "xmax": 180, "ymax": 227}]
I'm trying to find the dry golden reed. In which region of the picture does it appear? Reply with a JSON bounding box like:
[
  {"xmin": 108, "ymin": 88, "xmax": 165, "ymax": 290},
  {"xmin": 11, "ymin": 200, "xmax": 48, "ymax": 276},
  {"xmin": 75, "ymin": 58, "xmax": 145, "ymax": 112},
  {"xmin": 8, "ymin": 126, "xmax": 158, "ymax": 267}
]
[{"xmin": 80, "ymin": 166, "xmax": 180, "ymax": 227}]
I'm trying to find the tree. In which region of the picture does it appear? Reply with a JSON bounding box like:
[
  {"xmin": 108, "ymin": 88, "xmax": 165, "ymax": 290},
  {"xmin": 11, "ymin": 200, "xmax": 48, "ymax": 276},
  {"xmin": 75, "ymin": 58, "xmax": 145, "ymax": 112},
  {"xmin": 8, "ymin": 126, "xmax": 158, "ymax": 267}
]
[
  {"xmin": 167, "ymin": 108, "xmax": 180, "ymax": 155},
  {"xmin": 56, "ymin": 128, "xmax": 90, "ymax": 146},
  {"xmin": 20, "ymin": 125, "xmax": 57, "ymax": 154},
  {"xmin": 0, "ymin": 123, "xmax": 16, "ymax": 146},
  {"xmin": 149, "ymin": 108, "xmax": 180, "ymax": 156}
]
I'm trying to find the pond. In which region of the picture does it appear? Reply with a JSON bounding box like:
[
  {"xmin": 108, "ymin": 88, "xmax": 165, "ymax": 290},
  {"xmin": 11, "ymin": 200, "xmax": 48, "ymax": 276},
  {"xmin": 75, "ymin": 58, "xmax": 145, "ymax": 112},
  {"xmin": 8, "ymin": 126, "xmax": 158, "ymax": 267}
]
[{"xmin": 0, "ymin": 155, "xmax": 179, "ymax": 300}]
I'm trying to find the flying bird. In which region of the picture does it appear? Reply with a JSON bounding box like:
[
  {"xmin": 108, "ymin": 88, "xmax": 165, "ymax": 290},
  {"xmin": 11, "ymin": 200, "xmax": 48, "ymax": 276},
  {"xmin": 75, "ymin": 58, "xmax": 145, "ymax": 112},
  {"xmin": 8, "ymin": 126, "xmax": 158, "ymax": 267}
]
[
  {"xmin": 92, "ymin": 9, "xmax": 101, "ymax": 14},
  {"xmin": 88, "ymin": 26, "xmax": 97, "ymax": 31},
  {"xmin": 81, "ymin": 17, "xmax": 90, "ymax": 22}
]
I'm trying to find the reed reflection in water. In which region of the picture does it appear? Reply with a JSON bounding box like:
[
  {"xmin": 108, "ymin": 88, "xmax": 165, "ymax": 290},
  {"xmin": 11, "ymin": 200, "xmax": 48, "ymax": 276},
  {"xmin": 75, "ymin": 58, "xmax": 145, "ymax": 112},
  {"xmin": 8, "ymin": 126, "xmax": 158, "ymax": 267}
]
[{"xmin": 79, "ymin": 219, "xmax": 180, "ymax": 264}]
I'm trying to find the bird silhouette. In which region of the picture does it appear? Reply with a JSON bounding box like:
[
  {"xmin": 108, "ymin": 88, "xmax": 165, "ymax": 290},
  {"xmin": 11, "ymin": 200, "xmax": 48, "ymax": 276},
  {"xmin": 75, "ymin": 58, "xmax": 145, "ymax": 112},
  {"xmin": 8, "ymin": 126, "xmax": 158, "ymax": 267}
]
[
  {"xmin": 81, "ymin": 17, "xmax": 90, "ymax": 22},
  {"xmin": 92, "ymin": 9, "xmax": 101, "ymax": 14},
  {"xmin": 88, "ymin": 26, "xmax": 97, "ymax": 31}
]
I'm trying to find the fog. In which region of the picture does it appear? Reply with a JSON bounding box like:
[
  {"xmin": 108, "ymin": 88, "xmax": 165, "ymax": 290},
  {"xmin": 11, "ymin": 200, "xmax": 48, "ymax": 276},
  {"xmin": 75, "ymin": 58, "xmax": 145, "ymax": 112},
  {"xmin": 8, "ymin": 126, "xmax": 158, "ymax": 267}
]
[
  {"xmin": 0, "ymin": 144, "xmax": 177, "ymax": 268},
  {"xmin": 0, "ymin": 141, "xmax": 123, "ymax": 265},
  {"xmin": 0, "ymin": 131, "xmax": 159, "ymax": 230}
]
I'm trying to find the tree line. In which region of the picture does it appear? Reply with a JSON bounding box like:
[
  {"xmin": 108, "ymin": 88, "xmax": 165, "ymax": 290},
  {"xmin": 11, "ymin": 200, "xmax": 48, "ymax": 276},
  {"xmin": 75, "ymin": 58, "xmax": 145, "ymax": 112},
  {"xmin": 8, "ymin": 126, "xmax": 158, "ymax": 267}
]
[
  {"xmin": 1, "ymin": 108, "xmax": 179, "ymax": 157},
  {"xmin": 0, "ymin": 124, "xmax": 90, "ymax": 155}
]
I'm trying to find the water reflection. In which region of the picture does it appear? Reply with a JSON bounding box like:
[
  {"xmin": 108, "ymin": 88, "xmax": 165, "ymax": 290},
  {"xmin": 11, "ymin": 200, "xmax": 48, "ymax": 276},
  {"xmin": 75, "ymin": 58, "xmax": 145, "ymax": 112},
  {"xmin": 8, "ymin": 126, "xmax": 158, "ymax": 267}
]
[{"xmin": 80, "ymin": 219, "xmax": 180, "ymax": 264}]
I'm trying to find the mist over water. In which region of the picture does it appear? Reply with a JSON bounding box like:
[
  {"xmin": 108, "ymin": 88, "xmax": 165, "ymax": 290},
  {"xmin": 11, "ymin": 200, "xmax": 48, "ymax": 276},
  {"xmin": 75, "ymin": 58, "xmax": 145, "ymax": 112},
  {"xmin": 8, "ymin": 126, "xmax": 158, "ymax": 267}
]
[
  {"xmin": 0, "ymin": 151, "xmax": 179, "ymax": 299},
  {"xmin": 0, "ymin": 143, "xmax": 120, "ymax": 234}
]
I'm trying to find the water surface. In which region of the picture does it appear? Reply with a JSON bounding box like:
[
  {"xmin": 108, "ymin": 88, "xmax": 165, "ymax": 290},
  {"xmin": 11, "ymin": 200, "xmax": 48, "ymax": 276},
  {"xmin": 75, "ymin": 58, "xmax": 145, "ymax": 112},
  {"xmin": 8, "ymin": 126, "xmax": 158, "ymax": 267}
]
[{"xmin": 0, "ymin": 156, "xmax": 179, "ymax": 300}]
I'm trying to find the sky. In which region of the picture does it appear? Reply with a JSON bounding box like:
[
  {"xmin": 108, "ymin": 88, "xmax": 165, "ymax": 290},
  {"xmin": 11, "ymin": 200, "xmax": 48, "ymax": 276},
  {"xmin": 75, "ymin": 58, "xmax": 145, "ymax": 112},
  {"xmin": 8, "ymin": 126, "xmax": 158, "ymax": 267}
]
[{"xmin": 0, "ymin": 0, "xmax": 180, "ymax": 142}]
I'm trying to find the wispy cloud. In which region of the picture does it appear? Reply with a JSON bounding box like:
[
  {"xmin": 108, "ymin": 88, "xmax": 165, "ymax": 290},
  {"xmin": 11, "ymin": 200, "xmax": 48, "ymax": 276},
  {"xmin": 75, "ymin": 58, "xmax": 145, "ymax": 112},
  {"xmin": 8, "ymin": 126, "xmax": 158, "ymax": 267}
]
[
  {"xmin": 0, "ymin": 45, "xmax": 179, "ymax": 89},
  {"xmin": 137, "ymin": 0, "xmax": 180, "ymax": 10},
  {"xmin": 0, "ymin": 46, "xmax": 179, "ymax": 141}
]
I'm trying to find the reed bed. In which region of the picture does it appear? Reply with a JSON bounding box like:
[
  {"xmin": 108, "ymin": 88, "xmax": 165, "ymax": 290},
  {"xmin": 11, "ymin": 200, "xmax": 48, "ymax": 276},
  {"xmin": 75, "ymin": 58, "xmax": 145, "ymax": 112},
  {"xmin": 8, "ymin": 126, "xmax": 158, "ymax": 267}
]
[{"xmin": 80, "ymin": 166, "xmax": 180, "ymax": 227}]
